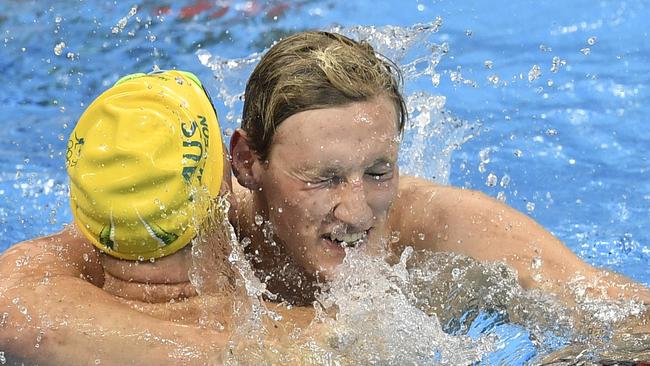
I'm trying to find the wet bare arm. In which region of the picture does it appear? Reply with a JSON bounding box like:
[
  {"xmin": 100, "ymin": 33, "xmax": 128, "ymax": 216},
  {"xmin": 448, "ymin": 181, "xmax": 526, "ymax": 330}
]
[
  {"xmin": 390, "ymin": 176, "xmax": 650, "ymax": 305},
  {"xmin": 0, "ymin": 226, "xmax": 226, "ymax": 366}
]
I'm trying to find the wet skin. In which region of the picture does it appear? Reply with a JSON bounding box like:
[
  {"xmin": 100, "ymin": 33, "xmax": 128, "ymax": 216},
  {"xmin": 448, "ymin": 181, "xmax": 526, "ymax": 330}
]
[{"xmin": 233, "ymin": 96, "xmax": 400, "ymax": 282}]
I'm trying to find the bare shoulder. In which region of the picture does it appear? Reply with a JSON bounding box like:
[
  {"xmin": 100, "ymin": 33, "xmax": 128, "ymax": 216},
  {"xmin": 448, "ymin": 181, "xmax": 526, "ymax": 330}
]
[
  {"xmin": 391, "ymin": 176, "xmax": 481, "ymax": 247},
  {"xmin": 391, "ymin": 175, "xmax": 553, "ymax": 255},
  {"xmin": 396, "ymin": 175, "xmax": 493, "ymax": 208},
  {"xmin": 394, "ymin": 175, "xmax": 521, "ymax": 225},
  {"xmin": 0, "ymin": 224, "xmax": 103, "ymax": 286}
]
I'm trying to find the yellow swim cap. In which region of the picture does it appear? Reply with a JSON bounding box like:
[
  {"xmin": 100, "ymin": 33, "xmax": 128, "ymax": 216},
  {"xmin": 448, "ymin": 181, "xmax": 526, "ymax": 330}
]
[{"xmin": 66, "ymin": 70, "xmax": 223, "ymax": 260}]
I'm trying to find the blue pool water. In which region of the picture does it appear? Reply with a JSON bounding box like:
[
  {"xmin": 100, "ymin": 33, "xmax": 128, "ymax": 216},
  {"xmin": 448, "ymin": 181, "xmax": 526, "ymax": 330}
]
[{"xmin": 1, "ymin": 0, "xmax": 649, "ymax": 363}]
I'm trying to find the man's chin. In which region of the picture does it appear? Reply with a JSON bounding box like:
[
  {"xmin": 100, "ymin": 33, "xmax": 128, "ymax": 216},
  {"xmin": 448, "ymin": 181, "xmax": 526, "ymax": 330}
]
[{"xmin": 306, "ymin": 259, "xmax": 344, "ymax": 283}]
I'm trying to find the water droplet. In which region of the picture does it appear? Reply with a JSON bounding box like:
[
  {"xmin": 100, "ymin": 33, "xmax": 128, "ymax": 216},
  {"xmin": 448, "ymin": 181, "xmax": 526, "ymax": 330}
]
[
  {"xmin": 389, "ymin": 231, "xmax": 400, "ymax": 243},
  {"xmin": 149, "ymin": 257, "xmax": 155, "ymax": 263},
  {"xmin": 224, "ymin": 128, "xmax": 233, "ymax": 137},
  {"xmin": 479, "ymin": 148, "xmax": 491, "ymax": 164},
  {"xmin": 416, "ymin": 4, "xmax": 425, "ymax": 11},
  {"xmin": 500, "ymin": 174, "xmax": 510, "ymax": 188},
  {"xmin": 528, "ymin": 64, "xmax": 541, "ymax": 82},
  {"xmin": 418, "ymin": 232, "xmax": 425, "ymax": 241},
  {"xmin": 254, "ymin": 214, "xmax": 264, "ymax": 226},
  {"xmin": 484, "ymin": 60, "xmax": 493, "ymax": 69},
  {"xmin": 451, "ymin": 267, "xmax": 462, "ymax": 280},
  {"xmin": 547, "ymin": 79, "xmax": 554, "ymax": 87},
  {"xmin": 496, "ymin": 191, "xmax": 506, "ymax": 202},
  {"xmin": 55, "ymin": 16, "xmax": 62, "ymax": 24},
  {"xmin": 241, "ymin": 237, "xmax": 252, "ymax": 248},
  {"xmin": 147, "ymin": 34, "xmax": 156, "ymax": 42},
  {"xmin": 175, "ymin": 76, "xmax": 184, "ymax": 85},
  {"xmin": 531, "ymin": 256, "xmax": 542, "ymax": 269},
  {"xmin": 485, "ymin": 173, "xmax": 497, "ymax": 187},
  {"xmin": 465, "ymin": 29, "xmax": 473, "ymax": 37},
  {"xmin": 137, "ymin": 256, "xmax": 145, "ymax": 261},
  {"xmin": 545, "ymin": 128, "xmax": 558, "ymax": 136},
  {"xmin": 487, "ymin": 74, "xmax": 499, "ymax": 85},
  {"xmin": 587, "ymin": 36, "xmax": 597, "ymax": 46},
  {"xmin": 431, "ymin": 73, "xmax": 440, "ymax": 86},
  {"xmin": 53, "ymin": 42, "xmax": 65, "ymax": 56},
  {"xmin": 526, "ymin": 202, "xmax": 536, "ymax": 212},
  {"xmin": 550, "ymin": 56, "xmax": 566, "ymax": 73},
  {"xmin": 277, "ymin": 207, "xmax": 283, "ymax": 213},
  {"xmin": 514, "ymin": 149, "xmax": 523, "ymax": 158},
  {"xmin": 153, "ymin": 198, "xmax": 165, "ymax": 210},
  {"xmin": 66, "ymin": 52, "xmax": 75, "ymax": 60},
  {"xmin": 539, "ymin": 44, "xmax": 552, "ymax": 52},
  {"xmin": 580, "ymin": 47, "xmax": 590, "ymax": 56}
]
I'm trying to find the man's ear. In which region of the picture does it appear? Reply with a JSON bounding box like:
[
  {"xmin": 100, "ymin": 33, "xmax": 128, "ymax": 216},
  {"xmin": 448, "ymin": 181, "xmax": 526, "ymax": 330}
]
[{"xmin": 230, "ymin": 128, "xmax": 263, "ymax": 190}]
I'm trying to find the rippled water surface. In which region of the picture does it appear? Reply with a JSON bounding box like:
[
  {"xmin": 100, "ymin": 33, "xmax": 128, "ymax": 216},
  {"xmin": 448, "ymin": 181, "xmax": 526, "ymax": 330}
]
[{"xmin": 1, "ymin": 0, "xmax": 649, "ymax": 364}]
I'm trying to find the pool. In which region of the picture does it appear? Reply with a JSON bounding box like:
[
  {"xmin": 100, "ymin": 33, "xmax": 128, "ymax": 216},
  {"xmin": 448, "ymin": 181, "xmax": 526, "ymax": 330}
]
[{"xmin": 1, "ymin": 0, "xmax": 649, "ymax": 364}]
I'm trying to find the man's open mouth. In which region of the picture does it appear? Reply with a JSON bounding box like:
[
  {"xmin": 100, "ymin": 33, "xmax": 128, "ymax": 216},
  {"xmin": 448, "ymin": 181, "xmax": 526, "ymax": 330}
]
[{"xmin": 322, "ymin": 230, "xmax": 369, "ymax": 248}]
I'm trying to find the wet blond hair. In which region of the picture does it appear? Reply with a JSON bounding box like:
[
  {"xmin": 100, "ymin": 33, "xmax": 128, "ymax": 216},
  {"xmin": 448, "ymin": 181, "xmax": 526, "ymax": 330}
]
[{"xmin": 242, "ymin": 31, "xmax": 407, "ymax": 161}]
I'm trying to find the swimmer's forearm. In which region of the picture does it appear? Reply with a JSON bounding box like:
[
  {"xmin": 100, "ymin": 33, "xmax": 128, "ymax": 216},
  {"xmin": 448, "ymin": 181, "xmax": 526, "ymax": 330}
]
[
  {"xmin": 393, "ymin": 179, "xmax": 650, "ymax": 301},
  {"xmin": 0, "ymin": 273, "xmax": 226, "ymax": 365},
  {"xmin": 0, "ymin": 237, "xmax": 227, "ymax": 365}
]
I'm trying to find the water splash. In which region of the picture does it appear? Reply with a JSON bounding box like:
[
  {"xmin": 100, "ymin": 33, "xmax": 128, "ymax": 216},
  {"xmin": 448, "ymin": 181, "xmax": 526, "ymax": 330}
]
[
  {"xmin": 198, "ymin": 22, "xmax": 469, "ymax": 183},
  {"xmin": 316, "ymin": 247, "xmax": 495, "ymax": 365}
]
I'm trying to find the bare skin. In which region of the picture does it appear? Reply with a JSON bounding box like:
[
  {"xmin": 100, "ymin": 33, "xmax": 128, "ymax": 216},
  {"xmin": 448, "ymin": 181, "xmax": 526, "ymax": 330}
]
[
  {"xmin": 230, "ymin": 96, "xmax": 650, "ymax": 310},
  {"xmin": 0, "ymin": 155, "xmax": 317, "ymax": 365},
  {"xmin": 0, "ymin": 225, "xmax": 227, "ymax": 366},
  {"xmin": 0, "ymin": 220, "xmax": 319, "ymax": 365},
  {"xmin": 2, "ymin": 95, "xmax": 648, "ymax": 364}
]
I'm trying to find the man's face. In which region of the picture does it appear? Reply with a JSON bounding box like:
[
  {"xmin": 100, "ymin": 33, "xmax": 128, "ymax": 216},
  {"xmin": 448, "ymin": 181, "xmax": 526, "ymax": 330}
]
[{"xmin": 256, "ymin": 96, "xmax": 400, "ymax": 280}]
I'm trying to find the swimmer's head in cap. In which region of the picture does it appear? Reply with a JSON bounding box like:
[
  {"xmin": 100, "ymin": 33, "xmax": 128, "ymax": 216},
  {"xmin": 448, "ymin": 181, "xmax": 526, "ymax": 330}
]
[{"xmin": 66, "ymin": 70, "xmax": 223, "ymax": 260}]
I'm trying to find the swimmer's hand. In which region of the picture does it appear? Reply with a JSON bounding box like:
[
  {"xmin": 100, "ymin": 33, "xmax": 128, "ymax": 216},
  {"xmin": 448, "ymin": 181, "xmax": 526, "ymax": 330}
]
[{"xmin": 101, "ymin": 246, "xmax": 197, "ymax": 303}]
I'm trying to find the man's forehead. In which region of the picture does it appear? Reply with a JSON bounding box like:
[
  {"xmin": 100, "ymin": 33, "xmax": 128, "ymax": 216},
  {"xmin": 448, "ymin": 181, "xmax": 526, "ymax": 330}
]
[{"xmin": 273, "ymin": 99, "xmax": 398, "ymax": 141}]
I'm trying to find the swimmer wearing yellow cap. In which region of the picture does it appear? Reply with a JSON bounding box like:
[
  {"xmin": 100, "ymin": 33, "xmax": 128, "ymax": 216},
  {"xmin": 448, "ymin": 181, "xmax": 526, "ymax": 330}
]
[{"xmin": 66, "ymin": 70, "xmax": 223, "ymax": 260}]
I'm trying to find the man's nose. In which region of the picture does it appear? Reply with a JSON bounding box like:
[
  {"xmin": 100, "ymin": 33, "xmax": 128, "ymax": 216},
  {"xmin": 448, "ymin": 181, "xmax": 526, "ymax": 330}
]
[{"xmin": 332, "ymin": 178, "xmax": 373, "ymax": 229}]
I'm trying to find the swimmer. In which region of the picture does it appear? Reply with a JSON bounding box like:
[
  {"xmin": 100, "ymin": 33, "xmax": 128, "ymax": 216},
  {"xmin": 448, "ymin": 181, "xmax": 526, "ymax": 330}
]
[
  {"xmin": 229, "ymin": 31, "xmax": 650, "ymax": 308},
  {"xmin": 0, "ymin": 70, "xmax": 314, "ymax": 365}
]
